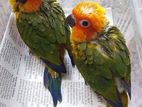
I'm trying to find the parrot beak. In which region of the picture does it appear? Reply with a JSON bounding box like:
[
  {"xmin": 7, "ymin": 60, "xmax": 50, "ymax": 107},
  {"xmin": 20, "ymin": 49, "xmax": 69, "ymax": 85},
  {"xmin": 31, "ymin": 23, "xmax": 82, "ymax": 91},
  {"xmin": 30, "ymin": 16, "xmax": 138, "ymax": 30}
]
[{"xmin": 65, "ymin": 14, "xmax": 75, "ymax": 27}]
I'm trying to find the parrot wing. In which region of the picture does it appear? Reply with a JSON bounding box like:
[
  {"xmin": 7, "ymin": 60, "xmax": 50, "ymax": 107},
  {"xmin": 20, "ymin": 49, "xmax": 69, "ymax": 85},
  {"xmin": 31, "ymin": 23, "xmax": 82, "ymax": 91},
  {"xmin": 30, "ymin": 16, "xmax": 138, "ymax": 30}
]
[
  {"xmin": 106, "ymin": 26, "xmax": 131, "ymax": 107},
  {"xmin": 16, "ymin": 0, "xmax": 74, "ymax": 67},
  {"xmin": 74, "ymin": 26, "xmax": 131, "ymax": 107},
  {"xmin": 107, "ymin": 26, "xmax": 131, "ymax": 97}
]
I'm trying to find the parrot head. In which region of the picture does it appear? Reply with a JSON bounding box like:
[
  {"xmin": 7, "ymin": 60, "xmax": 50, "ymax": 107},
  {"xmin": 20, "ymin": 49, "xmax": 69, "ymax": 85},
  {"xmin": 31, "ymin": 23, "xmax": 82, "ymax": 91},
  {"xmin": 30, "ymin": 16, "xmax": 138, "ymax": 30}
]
[
  {"xmin": 9, "ymin": 0, "xmax": 42, "ymax": 13},
  {"xmin": 66, "ymin": 1, "xmax": 108, "ymax": 42}
]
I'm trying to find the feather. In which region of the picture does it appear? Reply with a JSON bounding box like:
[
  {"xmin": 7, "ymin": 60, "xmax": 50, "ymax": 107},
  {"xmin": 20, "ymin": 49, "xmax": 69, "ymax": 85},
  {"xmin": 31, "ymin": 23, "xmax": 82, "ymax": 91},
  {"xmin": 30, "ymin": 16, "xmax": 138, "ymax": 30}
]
[
  {"xmin": 106, "ymin": 99, "xmax": 122, "ymax": 107},
  {"xmin": 104, "ymin": 89, "xmax": 122, "ymax": 107},
  {"xmin": 42, "ymin": 59, "xmax": 66, "ymax": 73},
  {"xmin": 65, "ymin": 46, "xmax": 75, "ymax": 67},
  {"xmin": 44, "ymin": 67, "xmax": 62, "ymax": 107},
  {"xmin": 120, "ymin": 79, "xmax": 131, "ymax": 99},
  {"xmin": 120, "ymin": 91, "xmax": 128, "ymax": 107},
  {"xmin": 115, "ymin": 77, "xmax": 131, "ymax": 99}
]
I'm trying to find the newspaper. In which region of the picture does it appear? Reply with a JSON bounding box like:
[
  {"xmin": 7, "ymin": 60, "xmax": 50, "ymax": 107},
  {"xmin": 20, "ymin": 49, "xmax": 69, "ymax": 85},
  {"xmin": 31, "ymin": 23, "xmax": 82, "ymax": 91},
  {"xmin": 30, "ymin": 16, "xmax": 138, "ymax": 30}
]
[
  {"xmin": 0, "ymin": 8, "xmax": 112, "ymax": 107},
  {"xmin": 0, "ymin": 0, "xmax": 11, "ymax": 44}
]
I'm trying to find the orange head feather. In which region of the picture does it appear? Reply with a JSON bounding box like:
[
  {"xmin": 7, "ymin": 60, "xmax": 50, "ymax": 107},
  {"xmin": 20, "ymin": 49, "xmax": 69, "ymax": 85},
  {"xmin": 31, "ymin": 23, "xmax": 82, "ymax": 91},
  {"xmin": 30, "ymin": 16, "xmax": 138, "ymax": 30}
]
[
  {"xmin": 9, "ymin": 0, "xmax": 42, "ymax": 13},
  {"xmin": 71, "ymin": 1, "xmax": 108, "ymax": 42}
]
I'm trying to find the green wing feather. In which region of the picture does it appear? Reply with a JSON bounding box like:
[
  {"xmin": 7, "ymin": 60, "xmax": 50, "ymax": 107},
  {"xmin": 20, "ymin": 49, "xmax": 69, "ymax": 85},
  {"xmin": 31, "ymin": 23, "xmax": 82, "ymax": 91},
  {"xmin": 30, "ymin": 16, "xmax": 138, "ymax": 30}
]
[
  {"xmin": 73, "ymin": 26, "xmax": 131, "ymax": 106},
  {"xmin": 16, "ymin": 0, "xmax": 71, "ymax": 65}
]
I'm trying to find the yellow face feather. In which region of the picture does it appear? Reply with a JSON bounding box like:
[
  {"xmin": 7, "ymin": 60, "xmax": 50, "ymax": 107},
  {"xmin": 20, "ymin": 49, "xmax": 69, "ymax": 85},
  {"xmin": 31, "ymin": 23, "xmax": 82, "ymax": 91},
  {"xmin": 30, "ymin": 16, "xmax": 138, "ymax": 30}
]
[
  {"xmin": 9, "ymin": 0, "xmax": 15, "ymax": 6},
  {"xmin": 9, "ymin": 0, "xmax": 18, "ymax": 12},
  {"xmin": 9, "ymin": 0, "xmax": 42, "ymax": 13}
]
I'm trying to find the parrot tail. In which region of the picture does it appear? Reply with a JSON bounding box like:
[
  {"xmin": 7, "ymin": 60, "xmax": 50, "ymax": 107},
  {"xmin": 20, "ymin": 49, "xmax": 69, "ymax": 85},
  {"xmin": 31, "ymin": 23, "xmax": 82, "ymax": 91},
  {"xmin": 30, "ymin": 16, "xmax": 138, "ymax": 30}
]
[
  {"xmin": 44, "ymin": 67, "xmax": 62, "ymax": 107},
  {"xmin": 120, "ymin": 91, "xmax": 128, "ymax": 107},
  {"xmin": 106, "ymin": 91, "xmax": 128, "ymax": 107},
  {"xmin": 106, "ymin": 99, "xmax": 123, "ymax": 107}
]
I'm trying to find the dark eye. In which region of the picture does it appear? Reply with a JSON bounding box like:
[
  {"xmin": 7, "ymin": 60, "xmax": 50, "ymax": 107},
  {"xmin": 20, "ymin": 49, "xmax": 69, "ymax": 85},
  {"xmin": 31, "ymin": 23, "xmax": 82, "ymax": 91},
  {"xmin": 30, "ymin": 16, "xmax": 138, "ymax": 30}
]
[
  {"xmin": 16, "ymin": 0, "xmax": 27, "ymax": 3},
  {"xmin": 80, "ymin": 20, "xmax": 90, "ymax": 28}
]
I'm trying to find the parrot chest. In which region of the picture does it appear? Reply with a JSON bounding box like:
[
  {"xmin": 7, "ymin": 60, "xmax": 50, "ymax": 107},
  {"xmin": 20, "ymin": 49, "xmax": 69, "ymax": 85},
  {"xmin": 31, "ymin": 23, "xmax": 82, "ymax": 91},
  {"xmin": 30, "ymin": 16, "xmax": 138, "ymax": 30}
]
[
  {"xmin": 72, "ymin": 41, "xmax": 111, "ymax": 66},
  {"xmin": 72, "ymin": 42, "xmax": 96, "ymax": 65}
]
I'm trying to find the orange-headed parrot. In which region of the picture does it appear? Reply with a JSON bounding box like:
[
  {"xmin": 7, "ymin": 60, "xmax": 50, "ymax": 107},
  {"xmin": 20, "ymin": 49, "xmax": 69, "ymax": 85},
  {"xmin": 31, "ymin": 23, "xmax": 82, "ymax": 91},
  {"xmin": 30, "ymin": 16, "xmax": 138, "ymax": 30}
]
[{"xmin": 66, "ymin": 1, "xmax": 131, "ymax": 107}]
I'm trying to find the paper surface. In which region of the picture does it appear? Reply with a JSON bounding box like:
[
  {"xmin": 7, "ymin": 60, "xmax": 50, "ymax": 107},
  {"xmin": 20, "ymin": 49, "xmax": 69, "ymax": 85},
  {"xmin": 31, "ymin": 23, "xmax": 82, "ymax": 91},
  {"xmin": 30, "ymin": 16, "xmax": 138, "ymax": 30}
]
[
  {"xmin": 0, "ymin": 0, "xmax": 11, "ymax": 44},
  {"xmin": 0, "ymin": 6, "xmax": 142, "ymax": 107}
]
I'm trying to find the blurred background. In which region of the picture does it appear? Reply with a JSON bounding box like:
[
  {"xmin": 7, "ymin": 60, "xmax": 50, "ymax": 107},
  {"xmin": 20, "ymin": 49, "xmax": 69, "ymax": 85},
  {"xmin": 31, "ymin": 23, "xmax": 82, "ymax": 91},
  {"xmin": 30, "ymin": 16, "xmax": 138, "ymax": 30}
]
[{"xmin": 0, "ymin": 0, "xmax": 142, "ymax": 106}]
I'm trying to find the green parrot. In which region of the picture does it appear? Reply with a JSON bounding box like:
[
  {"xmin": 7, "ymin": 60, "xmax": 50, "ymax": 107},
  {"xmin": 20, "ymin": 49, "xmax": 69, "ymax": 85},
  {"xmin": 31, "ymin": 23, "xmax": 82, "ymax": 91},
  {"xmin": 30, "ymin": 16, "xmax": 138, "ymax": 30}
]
[
  {"xmin": 9, "ymin": 0, "xmax": 74, "ymax": 106},
  {"xmin": 66, "ymin": 1, "xmax": 131, "ymax": 107}
]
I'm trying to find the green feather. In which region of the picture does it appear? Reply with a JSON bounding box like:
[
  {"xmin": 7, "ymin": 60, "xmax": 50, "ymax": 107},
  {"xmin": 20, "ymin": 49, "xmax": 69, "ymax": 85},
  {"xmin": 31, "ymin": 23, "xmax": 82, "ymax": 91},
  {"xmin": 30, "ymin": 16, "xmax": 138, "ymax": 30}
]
[{"xmin": 16, "ymin": 0, "xmax": 71, "ymax": 65}]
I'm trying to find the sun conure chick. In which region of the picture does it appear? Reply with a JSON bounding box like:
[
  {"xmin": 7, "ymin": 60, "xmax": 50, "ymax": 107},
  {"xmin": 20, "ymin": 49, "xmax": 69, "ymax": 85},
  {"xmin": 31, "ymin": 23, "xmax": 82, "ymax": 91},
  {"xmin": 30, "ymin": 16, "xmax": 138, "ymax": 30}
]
[
  {"xmin": 66, "ymin": 1, "xmax": 131, "ymax": 107},
  {"xmin": 9, "ymin": 0, "xmax": 75, "ymax": 106}
]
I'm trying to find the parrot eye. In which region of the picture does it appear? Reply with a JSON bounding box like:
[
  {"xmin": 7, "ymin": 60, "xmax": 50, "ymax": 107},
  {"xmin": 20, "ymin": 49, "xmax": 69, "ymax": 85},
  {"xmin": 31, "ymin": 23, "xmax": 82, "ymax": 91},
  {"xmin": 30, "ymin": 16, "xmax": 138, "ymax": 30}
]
[
  {"xmin": 16, "ymin": 0, "xmax": 27, "ymax": 4},
  {"xmin": 80, "ymin": 20, "xmax": 90, "ymax": 28}
]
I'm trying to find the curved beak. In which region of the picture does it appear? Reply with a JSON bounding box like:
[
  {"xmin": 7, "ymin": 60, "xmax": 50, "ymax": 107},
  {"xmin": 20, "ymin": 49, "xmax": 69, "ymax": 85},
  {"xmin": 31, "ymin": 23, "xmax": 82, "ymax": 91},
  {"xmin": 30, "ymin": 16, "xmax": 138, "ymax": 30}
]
[{"xmin": 65, "ymin": 14, "xmax": 75, "ymax": 28}]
